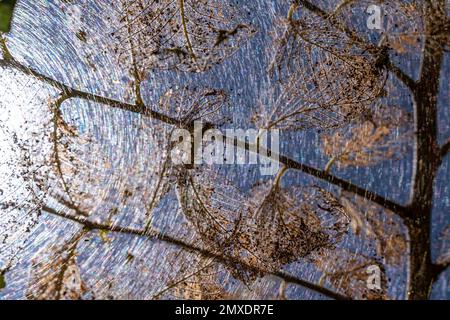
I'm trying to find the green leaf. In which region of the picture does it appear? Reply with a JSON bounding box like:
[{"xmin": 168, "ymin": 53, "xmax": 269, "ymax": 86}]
[{"xmin": 0, "ymin": 0, "xmax": 17, "ymax": 33}]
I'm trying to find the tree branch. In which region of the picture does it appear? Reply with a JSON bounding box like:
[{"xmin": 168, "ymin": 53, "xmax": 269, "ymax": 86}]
[
  {"xmin": 385, "ymin": 60, "xmax": 417, "ymax": 91},
  {"xmin": 0, "ymin": 47, "xmax": 181, "ymax": 127},
  {"xmin": 0, "ymin": 37, "xmax": 408, "ymax": 220},
  {"xmin": 433, "ymin": 260, "xmax": 449, "ymax": 278},
  {"xmin": 440, "ymin": 139, "xmax": 450, "ymax": 160},
  {"xmin": 405, "ymin": 0, "xmax": 445, "ymax": 299},
  {"xmin": 41, "ymin": 204, "xmax": 350, "ymax": 300},
  {"xmin": 279, "ymin": 153, "xmax": 409, "ymax": 219}
]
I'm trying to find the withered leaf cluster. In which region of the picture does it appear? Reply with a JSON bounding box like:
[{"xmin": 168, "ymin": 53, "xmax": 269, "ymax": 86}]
[
  {"xmin": 341, "ymin": 194, "xmax": 407, "ymax": 267},
  {"xmin": 312, "ymin": 248, "xmax": 388, "ymax": 300},
  {"xmin": 322, "ymin": 105, "xmax": 412, "ymax": 168},
  {"xmin": 254, "ymin": 7, "xmax": 387, "ymax": 131},
  {"xmin": 167, "ymin": 259, "xmax": 232, "ymax": 300},
  {"xmin": 176, "ymin": 167, "xmax": 350, "ymax": 283},
  {"xmin": 111, "ymin": 0, "xmax": 255, "ymax": 74}
]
